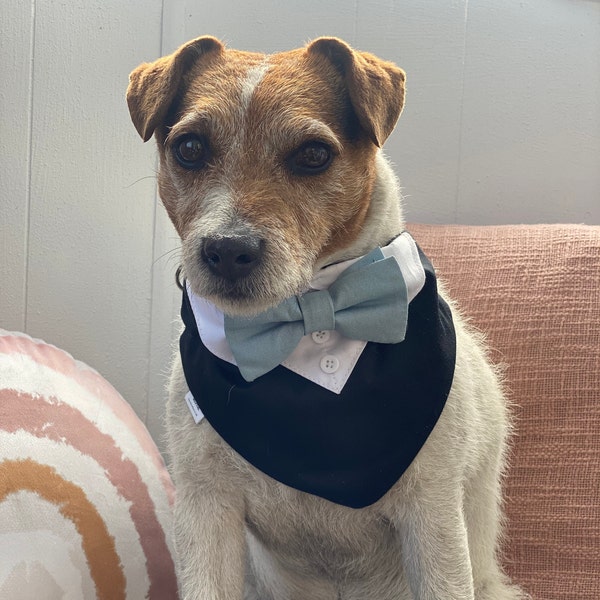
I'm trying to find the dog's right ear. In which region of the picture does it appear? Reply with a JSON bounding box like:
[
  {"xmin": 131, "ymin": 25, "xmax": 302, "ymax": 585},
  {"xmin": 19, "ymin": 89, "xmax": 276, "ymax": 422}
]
[{"xmin": 127, "ymin": 36, "xmax": 224, "ymax": 142}]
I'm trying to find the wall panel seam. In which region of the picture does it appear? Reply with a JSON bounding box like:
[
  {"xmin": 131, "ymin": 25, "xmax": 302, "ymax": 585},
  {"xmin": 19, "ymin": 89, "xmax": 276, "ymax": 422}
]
[
  {"xmin": 24, "ymin": 0, "xmax": 36, "ymax": 332},
  {"xmin": 453, "ymin": 0, "xmax": 470, "ymax": 224},
  {"xmin": 144, "ymin": 0, "xmax": 168, "ymax": 426}
]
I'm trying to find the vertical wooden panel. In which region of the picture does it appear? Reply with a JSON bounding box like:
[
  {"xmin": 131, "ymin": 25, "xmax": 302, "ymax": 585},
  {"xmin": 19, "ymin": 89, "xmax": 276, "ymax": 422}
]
[
  {"xmin": 458, "ymin": 0, "xmax": 600, "ymax": 224},
  {"xmin": 163, "ymin": 0, "xmax": 358, "ymax": 53},
  {"xmin": 26, "ymin": 0, "xmax": 163, "ymax": 420},
  {"xmin": 354, "ymin": 0, "xmax": 469, "ymax": 224},
  {"xmin": 0, "ymin": 0, "xmax": 34, "ymax": 331}
]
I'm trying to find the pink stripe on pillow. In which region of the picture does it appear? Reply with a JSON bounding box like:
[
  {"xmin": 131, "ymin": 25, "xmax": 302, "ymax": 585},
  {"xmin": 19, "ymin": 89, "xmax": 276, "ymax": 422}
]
[{"xmin": 0, "ymin": 331, "xmax": 174, "ymax": 506}]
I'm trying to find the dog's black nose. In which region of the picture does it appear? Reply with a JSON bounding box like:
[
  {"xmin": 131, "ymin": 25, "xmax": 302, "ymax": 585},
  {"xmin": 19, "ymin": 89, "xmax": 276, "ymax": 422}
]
[{"xmin": 201, "ymin": 236, "xmax": 264, "ymax": 280}]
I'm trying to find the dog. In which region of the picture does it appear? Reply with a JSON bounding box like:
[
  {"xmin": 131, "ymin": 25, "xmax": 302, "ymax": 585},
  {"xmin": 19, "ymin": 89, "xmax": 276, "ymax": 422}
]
[{"xmin": 127, "ymin": 36, "xmax": 526, "ymax": 600}]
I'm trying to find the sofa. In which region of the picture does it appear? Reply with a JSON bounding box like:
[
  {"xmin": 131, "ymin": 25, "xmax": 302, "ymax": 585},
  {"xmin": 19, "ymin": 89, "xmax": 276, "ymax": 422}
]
[
  {"xmin": 1, "ymin": 223, "xmax": 598, "ymax": 599},
  {"xmin": 409, "ymin": 223, "xmax": 600, "ymax": 600}
]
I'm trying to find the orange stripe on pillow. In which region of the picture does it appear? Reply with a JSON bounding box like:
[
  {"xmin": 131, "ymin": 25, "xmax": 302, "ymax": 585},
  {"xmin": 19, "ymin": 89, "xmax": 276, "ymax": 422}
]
[{"xmin": 0, "ymin": 459, "xmax": 126, "ymax": 600}]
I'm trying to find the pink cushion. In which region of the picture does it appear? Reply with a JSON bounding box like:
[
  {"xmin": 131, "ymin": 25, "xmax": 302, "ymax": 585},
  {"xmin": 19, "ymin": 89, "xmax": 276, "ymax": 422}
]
[
  {"xmin": 409, "ymin": 223, "xmax": 600, "ymax": 600},
  {"xmin": 0, "ymin": 330, "xmax": 178, "ymax": 599}
]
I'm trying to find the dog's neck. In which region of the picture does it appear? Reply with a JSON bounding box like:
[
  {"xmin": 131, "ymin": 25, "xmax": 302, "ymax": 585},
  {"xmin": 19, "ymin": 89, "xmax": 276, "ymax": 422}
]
[{"xmin": 316, "ymin": 152, "xmax": 405, "ymax": 269}]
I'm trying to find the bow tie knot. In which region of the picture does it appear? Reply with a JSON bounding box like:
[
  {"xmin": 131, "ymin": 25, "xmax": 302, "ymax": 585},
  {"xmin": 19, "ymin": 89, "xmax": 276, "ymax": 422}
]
[
  {"xmin": 298, "ymin": 289, "xmax": 336, "ymax": 334},
  {"xmin": 224, "ymin": 247, "xmax": 409, "ymax": 382}
]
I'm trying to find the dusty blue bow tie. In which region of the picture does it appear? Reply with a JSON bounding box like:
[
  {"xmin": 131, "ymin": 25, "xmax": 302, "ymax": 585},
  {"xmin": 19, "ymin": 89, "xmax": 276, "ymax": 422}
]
[{"xmin": 224, "ymin": 248, "xmax": 409, "ymax": 382}]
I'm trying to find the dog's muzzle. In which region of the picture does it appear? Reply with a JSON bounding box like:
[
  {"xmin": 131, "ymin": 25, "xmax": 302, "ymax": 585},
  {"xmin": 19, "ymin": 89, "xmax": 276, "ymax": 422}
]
[{"xmin": 201, "ymin": 235, "xmax": 265, "ymax": 281}]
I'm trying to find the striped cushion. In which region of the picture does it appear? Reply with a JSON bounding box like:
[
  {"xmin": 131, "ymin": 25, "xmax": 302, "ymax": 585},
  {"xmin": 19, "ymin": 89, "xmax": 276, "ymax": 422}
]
[{"xmin": 0, "ymin": 330, "xmax": 178, "ymax": 599}]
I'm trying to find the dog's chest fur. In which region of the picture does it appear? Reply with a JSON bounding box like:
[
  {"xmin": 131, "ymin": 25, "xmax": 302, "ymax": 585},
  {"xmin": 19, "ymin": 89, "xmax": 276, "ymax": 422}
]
[{"xmin": 168, "ymin": 359, "xmax": 415, "ymax": 597}]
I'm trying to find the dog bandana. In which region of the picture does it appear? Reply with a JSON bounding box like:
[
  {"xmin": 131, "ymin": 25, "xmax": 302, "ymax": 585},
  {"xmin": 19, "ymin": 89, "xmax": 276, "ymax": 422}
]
[{"xmin": 179, "ymin": 233, "xmax": 456, "ymax": 508}]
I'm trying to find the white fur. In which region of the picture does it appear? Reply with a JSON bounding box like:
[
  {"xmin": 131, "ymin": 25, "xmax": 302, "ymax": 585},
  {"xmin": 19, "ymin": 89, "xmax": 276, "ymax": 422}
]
[
  {"xmin": 240, "ymin": 61, "xmax": 271, "ymax": 111},
  {"xmin": 164, "ymin": 154, "xmax": 528, "ymax": 599}
]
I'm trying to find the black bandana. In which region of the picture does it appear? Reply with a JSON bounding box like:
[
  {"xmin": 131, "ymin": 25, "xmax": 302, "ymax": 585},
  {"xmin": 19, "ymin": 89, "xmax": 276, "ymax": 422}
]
[{"xmin": 179, "ymin": 247, "xmax": 455, "ymax": 508}]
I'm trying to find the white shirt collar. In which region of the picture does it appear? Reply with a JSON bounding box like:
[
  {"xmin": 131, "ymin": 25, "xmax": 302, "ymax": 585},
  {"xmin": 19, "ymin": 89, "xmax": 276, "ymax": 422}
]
[{"xmin": 187, "ymin": 231, "xmax": 425, "ymax": 394}]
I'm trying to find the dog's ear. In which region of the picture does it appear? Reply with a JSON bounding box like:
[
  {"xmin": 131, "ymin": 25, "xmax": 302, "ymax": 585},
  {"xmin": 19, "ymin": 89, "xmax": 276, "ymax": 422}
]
[
  {"xmin": 307, "ymin": 38, "xmax": 405, "ymax": 147},
  {"xmin": 127, "ymin": 36, "xmax": 224, "ymax": 142}
]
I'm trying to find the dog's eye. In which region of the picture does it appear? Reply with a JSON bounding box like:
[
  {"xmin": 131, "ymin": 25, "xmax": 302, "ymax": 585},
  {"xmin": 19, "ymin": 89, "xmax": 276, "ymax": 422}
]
[
  {"xmin": 288, "ymin": 142, "xmax": 332, "ymax": 175},
  {"xmin": 173, "ymin": 135, "xmax": 208, "ymax": 169}
]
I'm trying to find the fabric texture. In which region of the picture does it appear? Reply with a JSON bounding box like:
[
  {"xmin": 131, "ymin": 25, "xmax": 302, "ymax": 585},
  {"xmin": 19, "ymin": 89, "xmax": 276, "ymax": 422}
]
[
  {"xmin": 180, "ymin": 247, "xmax": 456, "ymax": 508},
  {"xmin": 0, "ymin": 330, "xmax": 178, "ymax": 600},
  {"xmin": 409, "ymin": 223, "xmax": 600, "ymax": 600}
]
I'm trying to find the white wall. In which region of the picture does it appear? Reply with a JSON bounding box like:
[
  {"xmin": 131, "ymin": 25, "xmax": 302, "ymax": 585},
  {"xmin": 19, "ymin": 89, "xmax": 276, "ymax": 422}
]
[{"xmin": 2, "ymin": 0, "xmax": 599, "ymax": 449}]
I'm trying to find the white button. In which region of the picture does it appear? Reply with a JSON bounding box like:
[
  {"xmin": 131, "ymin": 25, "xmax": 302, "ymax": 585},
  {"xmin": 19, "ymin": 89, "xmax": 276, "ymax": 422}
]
[
  {"xmin": 311, "ymin": 330, "xmax": 331, "ymax": 344},
  {"xmin": 320, "ymin": 354, "xmax": 340, "ymax": 374}
]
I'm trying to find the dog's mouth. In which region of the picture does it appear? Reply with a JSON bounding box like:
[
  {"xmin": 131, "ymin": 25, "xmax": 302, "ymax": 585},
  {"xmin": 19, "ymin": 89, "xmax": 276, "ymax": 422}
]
[
  {"xmin": 182, "ymin": 237, "xmax": 312, "ymax": 317},
  {"xmin": 188, "ymin": 270, "xmax": 306, "ymax": 317},
  {"xmin": 201, "ymin": 273, "xmax": 277, "ymax": 311}
]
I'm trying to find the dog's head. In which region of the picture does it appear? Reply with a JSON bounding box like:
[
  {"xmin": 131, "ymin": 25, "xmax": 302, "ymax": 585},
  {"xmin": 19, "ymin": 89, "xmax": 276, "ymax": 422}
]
[{"xmin": 127, "ymin": 37, "xmax": 405, "ymax": 315}]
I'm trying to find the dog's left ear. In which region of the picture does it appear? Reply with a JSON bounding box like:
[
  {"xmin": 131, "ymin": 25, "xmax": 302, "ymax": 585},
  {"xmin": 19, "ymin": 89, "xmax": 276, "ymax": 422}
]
[{"xmin": 307, "ymin": 38, "xmax": 405, "ymax": 147}]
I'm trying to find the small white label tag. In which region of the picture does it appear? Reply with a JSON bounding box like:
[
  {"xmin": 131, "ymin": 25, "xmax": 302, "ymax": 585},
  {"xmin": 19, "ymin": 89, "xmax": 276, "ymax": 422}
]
[{"xmin": 185, "ymin": 391, "xmax": 204, "ymax": 424}]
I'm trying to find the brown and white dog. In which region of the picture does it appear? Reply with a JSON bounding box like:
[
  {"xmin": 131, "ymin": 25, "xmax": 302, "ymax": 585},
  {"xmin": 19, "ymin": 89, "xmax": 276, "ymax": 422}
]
[{"xmin": 127, "ymin": 37, "xmax": 526, "ymax": 600}]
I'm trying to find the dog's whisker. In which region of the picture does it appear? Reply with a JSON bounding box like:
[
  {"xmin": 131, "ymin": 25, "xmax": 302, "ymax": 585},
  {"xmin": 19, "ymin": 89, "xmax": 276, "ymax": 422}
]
[
  {"xmin": 152, "ymin": 247, "xmax": 182, "ymax": 268},
  {"xmin": 123, "ymin": 175, "xmax": 158, "ymax": 189}
]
